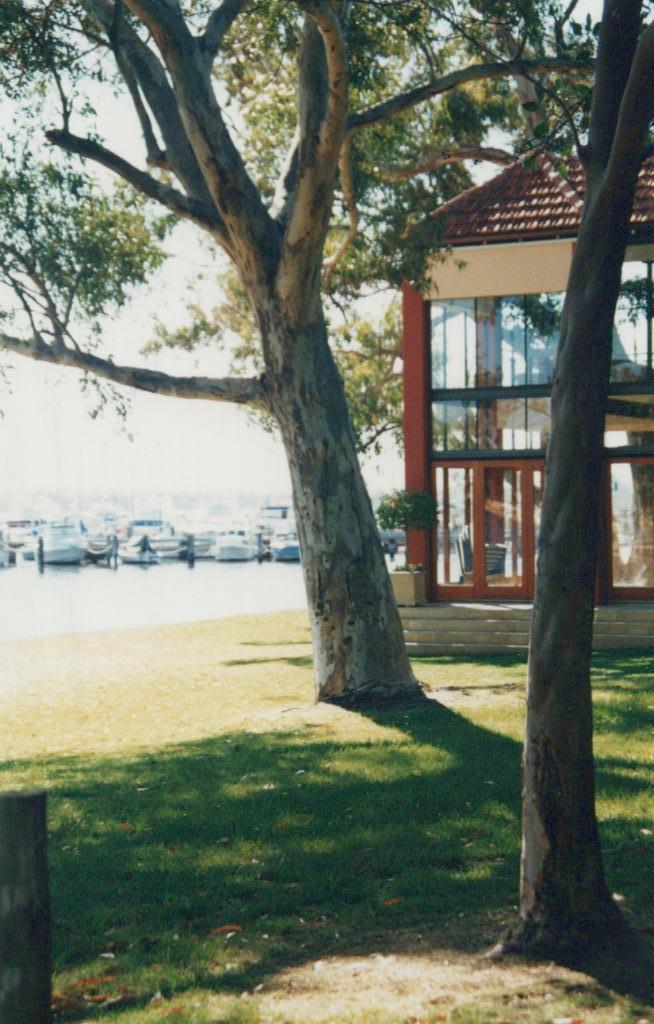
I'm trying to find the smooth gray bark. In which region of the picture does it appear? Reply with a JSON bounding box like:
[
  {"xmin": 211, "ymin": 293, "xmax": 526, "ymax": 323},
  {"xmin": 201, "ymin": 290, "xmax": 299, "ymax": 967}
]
[
  {"xmin": 501, "ymin": 0, "xmax": 654, "ymax": 953},
  {"xmin": 258, "ymin": 298, "xmax": 421, "ymax": 704}
]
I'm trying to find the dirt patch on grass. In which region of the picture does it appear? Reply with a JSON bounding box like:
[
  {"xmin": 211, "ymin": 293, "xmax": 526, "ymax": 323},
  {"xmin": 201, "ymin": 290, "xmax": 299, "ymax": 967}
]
[{"xmin": 213, "ymin": 931, "xmax": 649, "ymax": 1024}]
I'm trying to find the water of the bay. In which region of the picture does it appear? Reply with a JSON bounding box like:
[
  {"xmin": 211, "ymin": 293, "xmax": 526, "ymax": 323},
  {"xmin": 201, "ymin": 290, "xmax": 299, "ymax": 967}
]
[{"xmin": 0, "ymin": 557, "xmax": 307, "ymax": 642}]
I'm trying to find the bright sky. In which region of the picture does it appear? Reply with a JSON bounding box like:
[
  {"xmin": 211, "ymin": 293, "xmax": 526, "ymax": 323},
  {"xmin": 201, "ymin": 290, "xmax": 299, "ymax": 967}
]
[{"xmin": 0, "ymin": 0, "xmax": 604, "ymax": 512}]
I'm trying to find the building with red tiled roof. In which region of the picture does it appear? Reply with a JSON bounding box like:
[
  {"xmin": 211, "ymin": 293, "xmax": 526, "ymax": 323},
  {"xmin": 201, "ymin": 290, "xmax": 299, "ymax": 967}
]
[{"xmin": 400, "ymin": 154, "xmax": 654, "ymax": 625}]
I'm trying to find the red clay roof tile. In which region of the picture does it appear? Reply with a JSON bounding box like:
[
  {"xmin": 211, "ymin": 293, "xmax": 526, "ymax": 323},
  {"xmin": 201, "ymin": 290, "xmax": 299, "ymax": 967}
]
[{"xmin": 438, "ymin": 153, "xmax": 654, "ymax": 246}]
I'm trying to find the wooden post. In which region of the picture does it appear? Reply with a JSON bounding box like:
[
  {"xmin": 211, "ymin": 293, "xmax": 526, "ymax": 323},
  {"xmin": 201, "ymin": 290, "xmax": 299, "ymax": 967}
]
[
  {"xmin": 0, "ymin": 791, "xmax": 52, "ymax": 1024},
  {"xmin": 37, "ymin": 536, "xmax": 44, "ymax": 574},
  {"xmin": 402, "ymin": 282, "xmax": 433, "ymax": 587}
]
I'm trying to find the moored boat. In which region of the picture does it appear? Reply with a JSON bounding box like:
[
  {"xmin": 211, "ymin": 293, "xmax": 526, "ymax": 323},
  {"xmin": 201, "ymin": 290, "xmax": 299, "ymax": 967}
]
[
  {"xmin": 150, "ymin": 532, "xmax": 187, "ymax": 559},
  {"xmin": 270, "ymin": 529, "xmax": 301, "ymax": 562},
  {"xmin": 41, "ymin": 521, "xmax": 86, "ymax": 565},
  {"xmin": 212, "ymin": 526, "xmax": 259, "ymax": 562}
]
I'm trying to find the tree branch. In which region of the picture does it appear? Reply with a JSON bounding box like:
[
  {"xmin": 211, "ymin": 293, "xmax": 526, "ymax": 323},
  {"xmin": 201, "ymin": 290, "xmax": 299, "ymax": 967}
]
[
  {"xmin": 603, "ymin": 20, "xmax": 654, "ymax": 190},
  {"xmin": 555, "ymin": 0, "xmax": 582, "ymax": 50},
  {"xmin": 382, "ymin": 144, "xmax": 515, "ymax": 181},
  {"xmin": 278, "ymin": 3, "xmax": 349, "ymax": 312},
  {"xmin": 348, "ymin": 57, "xmax": 593, "ymax": 132},
  {"xmin": 0, "ymin": 331, "xmax": 269, "ymax": 409},
  {"xmin": 122, "ymin": 0, "xmax": 280, "ymax": 282},
  {"xmin": 296, "ymin": 0, "xmax": 349, "ymax": 166},
  {"xmin": 200, "ymin": 0, "xmax": 246, "ymax": 65},
  {"xmin": 82, "ymin": 0, "xmax": 216, "ymax": 204},
  {"xmin": 45, "ymin": 129, "xmax": 228, "ymax": 243},
  {"xmin": 323, "ymin": 133, "xmax": 358, "ymax": 292},
  {"xmin": 588, "ymin": 0, "xmax": 642, "ymax": 171}
]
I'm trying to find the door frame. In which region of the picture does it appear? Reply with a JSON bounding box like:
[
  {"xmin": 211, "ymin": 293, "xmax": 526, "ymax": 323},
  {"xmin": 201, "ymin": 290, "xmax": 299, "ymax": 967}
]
[{"xmin": 433, "ymin": 458, "xmax": 544, "ymax": 601}]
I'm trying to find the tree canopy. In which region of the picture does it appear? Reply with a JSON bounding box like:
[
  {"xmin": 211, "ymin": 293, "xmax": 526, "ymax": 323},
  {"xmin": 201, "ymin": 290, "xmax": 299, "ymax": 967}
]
[{"xmin": 0, "ymin": 0, "xmax": 600, "ymax": 707}]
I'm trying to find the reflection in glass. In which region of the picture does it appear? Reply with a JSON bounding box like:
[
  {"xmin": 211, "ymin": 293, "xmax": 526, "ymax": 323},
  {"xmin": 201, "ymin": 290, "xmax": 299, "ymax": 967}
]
[
  {"xmin": 611, "ymin": 262, "xmax": 650, "ymax": 383},
  {"xmin": 611, "ymin": 461, "xmax": 654, "ymax": 588},
  {"xmin": 431, "ymin": 294, "xmax": 565, "ymax": 390},
  {"xmin": 526, "ymin": 397, "xmax": 551, "ymax": 449},
  {"xmin": 432, "ymin": 400, "xmax": 476, "ymax": 451},
  {"xmin": 478, "ymin": 396, "xmax": 527, "ymax": 449},
  {"xmin": 484, "ymin": 467, "xmax": 523, "ymax": 587},
  {"xmin": 431, "ymin": 300, "xmax": 476, "ymax": 389},
  {"xmin": 433, "ymin": 399, "xmax": 549, "ymax": 452},
  {"xmin": 605, "ymin": 394, "xmax": 654, "ymax": 447},
  {"xmin": 525, "ymin": 294, "xmax": 562, "ymax": 384},
  {"xmin": 435, "ymin": 466, "xmax": 474, "ymax": 586}
]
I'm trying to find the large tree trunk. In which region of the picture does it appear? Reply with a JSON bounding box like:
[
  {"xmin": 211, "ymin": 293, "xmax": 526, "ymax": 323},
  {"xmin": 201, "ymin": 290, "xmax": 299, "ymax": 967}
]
[
  {"xmin": 259, "ymin": 297, "xmax": 422, "ymax": 706},
  {"xmin": 504, "ymin": 6, "xmax": 652, "ymax": 948},
  {"xmin": 509, "ymin": 278, "xmax": 625, "ymax": 951}
]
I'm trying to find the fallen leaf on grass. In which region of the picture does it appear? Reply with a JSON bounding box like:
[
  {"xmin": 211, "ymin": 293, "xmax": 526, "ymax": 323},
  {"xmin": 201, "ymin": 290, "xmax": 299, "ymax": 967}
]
[
  {"xmin": 209, "ymin": 924, "xmax": 242, "ymax": 935},
  {"xmin": 119, "ymin": 822, "xmax": 136, "ymax": 831},
  {"xmin": 382, "ymin": 898, "xmax": 401, "ymax": 906}
]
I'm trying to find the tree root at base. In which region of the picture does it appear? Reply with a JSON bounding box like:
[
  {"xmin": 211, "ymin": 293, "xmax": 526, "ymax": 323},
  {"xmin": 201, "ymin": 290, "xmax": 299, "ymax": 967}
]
[{"xmin": 486, "ymin": 906, "xmax": 633, "ymax": 963}]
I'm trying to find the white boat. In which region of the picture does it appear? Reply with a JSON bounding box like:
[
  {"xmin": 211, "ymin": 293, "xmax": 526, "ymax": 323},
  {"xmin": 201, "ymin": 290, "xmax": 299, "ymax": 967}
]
[
  {"xmin": 212, "ymin": 527, "xmax": 259, "ymax": 562},
  {"xmin": 150, "ymin": 531, "xmax": 186, "ymax": 559},
  {"xmin": 270, "ymin": 529, "xmax": 301, "ymax": 562},
  {"xmin": 188, "ymin": 531, "xmax": 216, "ymax": 559},
  {"xmin": 41, "ymin": 521, "xmax": 86, "ymax": 565},
  {"xmin": 5, "ymin": 518, "xmax": 43, "ymax": 553}
]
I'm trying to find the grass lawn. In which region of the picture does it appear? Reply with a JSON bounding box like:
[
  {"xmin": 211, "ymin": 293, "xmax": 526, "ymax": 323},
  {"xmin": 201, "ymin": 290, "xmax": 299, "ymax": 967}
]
[{"xmin": 0, "ymin": 611, "xmax": 653, "ymax": 1023}]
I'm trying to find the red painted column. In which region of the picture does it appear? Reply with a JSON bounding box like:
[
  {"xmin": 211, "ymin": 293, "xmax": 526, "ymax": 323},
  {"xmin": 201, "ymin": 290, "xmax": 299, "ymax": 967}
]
[{"xmin": 402, "ymin": 282, "xmax": 432, "ymax": 591}]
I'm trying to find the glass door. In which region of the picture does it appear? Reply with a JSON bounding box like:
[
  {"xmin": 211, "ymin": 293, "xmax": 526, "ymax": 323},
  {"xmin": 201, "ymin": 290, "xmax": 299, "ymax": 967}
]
[
  {"xmin": 480, "ymin": 465, "xmax": 525, "ymax": 596},
  {"xmin": 608, "ymin": 457, "xmax": 654, "ymax": 599},
  {"xmin": 433, "ymin": 460, "xmax": 543, "ymax": 599},
  {"xmin": 434, "ymin": 465, "xmax": 475, "ymax": 593}
]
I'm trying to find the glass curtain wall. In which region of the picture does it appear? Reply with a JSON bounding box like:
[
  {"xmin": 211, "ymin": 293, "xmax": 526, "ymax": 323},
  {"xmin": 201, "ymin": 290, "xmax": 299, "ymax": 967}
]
[{"xmin": 431, "ymin": 264, "xmax": 654, "ymax": 454}]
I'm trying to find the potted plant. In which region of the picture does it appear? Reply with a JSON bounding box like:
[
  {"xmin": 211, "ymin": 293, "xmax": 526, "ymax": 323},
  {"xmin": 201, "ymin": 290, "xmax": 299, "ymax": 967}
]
[{"xmin": 377, "ymin": 490, "xmax": 437, "ymax": 606}]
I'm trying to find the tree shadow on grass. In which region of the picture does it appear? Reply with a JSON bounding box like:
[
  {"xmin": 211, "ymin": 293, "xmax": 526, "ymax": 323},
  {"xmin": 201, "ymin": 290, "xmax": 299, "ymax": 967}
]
[
  {"xmin": 224, "ymin": 655, "xmax": 313, "ymax": 668},
  {"xmin": 1, "ymin": 694, "xmax": 652, "ymax": 1017},
  {"xmin": 0, "ymin": 701, "xmax": 524, "ymax": 1016}
]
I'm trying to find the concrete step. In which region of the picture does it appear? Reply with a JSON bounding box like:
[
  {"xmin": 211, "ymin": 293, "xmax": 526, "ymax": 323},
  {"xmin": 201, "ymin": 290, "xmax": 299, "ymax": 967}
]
[
  {"xmin": 407, "ymin": 642, "xmax": 528, "ymax": 657},
  {"xmin": 592, "ymin": 635, "xmax": 654, "ymax": 650},
  {"xmin": 403, "ymin": 616, "xmax": 529, "ymax": 635},
  {"xmin": 594, "ymin": 604, "xmax": 654, "ymax": 624},
  {"xmin": 405, "ymin": 628, "xmax": 531, "ymax": 646},
  {"xmin": 399, "ymin": 603, "xmax": 532, "ymax": 621},
  {"xmin": 593, "ymin": 620, "xmax": 654, "ymax": 637},
  {"xmin": 401, "ymin": 602, "xmax": 654, "ymax": 654}
]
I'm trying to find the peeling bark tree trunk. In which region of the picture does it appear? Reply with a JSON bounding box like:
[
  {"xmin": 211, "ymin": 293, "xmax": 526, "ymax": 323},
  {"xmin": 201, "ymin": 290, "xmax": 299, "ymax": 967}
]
[
  {"xmin": 259, "ymin": 297, "xmax": 422, "ymax": 705},
  {"xmin": 502, "ymin": 1, "xmax": 654, "ymax": 955}
]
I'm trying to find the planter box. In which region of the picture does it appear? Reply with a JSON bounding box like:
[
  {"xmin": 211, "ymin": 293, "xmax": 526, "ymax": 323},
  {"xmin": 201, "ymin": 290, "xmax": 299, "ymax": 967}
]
[{"xmin": 390, "ymin": 570, "xmax": 426, "ymax": 607}]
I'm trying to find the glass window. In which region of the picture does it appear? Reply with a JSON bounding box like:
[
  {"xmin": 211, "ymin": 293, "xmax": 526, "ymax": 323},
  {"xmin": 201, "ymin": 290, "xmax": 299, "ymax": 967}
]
[
  {"xmin": 431, "ymin": 300, "xmax": 476, "ymax": 388},
  {"xmin": 525, "ymin": 293, "xmax": 562, "ymax": 384},
  {"xmin": 432, "ymin": 400, "xmax": 476, "ymax": 451},
  {"xmin": 433, "ymin": 399, "xmax": 549, "ymax": 453},
  {"xmin": 605, "ymin": 394, "xmax": 654, "ymax": 447},
  {"xmin": 526, "ymin": 397, "xmax": 551, "ymax": 449},
  {"xmin": 611, "ymin": 262, "xmax": 650, "ymax": 383},
  {"xmin": 478, "ymin": 396, "xmax": 527, "ymax": 450},
  {"xmin": 435, "ymin": 466, "xmax": 474, "ymax": 586},
  {"xmin": 475, "ymin": 297, "xmax": 527, "ymax": 387},
  {"xmin": 611, "ymin": 461, "xmax": 654, "ymax": 588}
]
